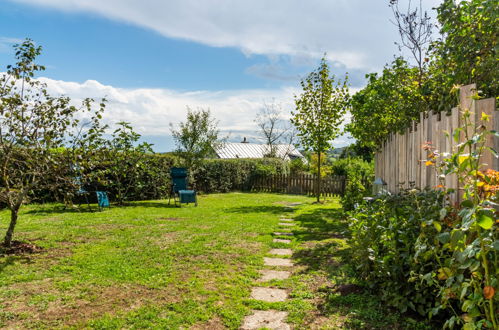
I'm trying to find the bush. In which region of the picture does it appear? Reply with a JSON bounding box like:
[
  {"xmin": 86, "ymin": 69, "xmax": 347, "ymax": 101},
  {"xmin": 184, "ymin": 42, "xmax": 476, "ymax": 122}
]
[
  {"xmin": 349, "ymin": 189, "xmax": 446, "ymax": 316},
  {"xmin": 331, "ymin": 158, "xmax": 374, "ymax": 210}
]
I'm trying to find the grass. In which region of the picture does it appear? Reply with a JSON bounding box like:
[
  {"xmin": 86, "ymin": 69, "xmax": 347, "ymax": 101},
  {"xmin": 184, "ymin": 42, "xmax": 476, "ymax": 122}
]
[{"xmin": 0, "ymin": 193, "xmax": 434, "ymax": 329}]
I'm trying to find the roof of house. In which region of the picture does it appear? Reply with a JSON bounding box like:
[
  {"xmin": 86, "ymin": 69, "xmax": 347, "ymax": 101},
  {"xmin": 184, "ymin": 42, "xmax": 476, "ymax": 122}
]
[{"xmin": 214, "ymin": 142, "xmax": 304, "ymax": 161}]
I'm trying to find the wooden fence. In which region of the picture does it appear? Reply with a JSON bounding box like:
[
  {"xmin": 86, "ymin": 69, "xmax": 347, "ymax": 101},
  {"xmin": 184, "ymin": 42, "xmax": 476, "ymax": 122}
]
[
  {"xmin": 251, "ymin": 174, "xmax": 346, "ymax": 197},
  {"xmin": 375, "ymin": 84, "xmax": 498, "ymax": 201}
]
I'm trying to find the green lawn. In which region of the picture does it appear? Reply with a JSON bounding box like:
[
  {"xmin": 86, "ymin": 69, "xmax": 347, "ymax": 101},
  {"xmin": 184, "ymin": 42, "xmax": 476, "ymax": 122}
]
[{"xmin": 0, "ymin": 193, "xmax": 432, "ymax": 329}]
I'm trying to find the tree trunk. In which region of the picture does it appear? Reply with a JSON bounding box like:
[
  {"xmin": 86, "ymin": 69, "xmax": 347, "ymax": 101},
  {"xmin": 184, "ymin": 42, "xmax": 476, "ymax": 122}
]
[
  {"xmin": 317, "ymin": 152, "xmax": 321, "ymax": 203},
  {"xmin": 4, "ymin": 207, "xmax": 19, "ymax": 247}
]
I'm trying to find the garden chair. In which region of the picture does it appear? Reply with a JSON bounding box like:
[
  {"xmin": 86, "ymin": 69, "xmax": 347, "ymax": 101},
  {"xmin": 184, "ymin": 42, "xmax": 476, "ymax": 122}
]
[
  {"xmin": 96, "ymin": 191, "xmax": 110, "ymax": 211},
  {"xmin": 168, "ymin": 167, "xmax": 197, "ymax": 207}
]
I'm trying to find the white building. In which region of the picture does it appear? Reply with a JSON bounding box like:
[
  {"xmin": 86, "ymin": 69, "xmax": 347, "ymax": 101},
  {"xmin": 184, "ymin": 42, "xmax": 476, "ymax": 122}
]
[{"xmin": 214, "ymin": 138, "xmax": 305, "ymax": 162}]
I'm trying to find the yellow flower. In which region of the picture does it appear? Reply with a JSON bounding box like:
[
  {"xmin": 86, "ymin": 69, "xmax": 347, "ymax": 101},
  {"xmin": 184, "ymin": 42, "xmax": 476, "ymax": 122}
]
[{"xmin": 481, "ymin": 112, "xmax": 490, "ymax": 122}]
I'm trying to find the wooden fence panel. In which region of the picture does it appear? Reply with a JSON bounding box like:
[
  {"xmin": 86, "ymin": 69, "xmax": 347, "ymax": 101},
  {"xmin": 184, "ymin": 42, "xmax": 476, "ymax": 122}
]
[
  {"xmin": 374, "ymin": 84, "xmax": 497, "ymax": 203},
  {"xmin": 250, "ymin": 174, "xmax": 346, "ymax": 196}
]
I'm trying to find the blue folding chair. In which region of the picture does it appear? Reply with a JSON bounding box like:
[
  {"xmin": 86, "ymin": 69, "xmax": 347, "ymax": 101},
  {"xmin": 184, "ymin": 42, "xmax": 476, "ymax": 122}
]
[
  {"xmin": 96, "ymin": 191, "xmax": 110, "ymax": 211},
  {"xmin": 168, "ymin": 167, "xmax": 197, "ymax": 207}
]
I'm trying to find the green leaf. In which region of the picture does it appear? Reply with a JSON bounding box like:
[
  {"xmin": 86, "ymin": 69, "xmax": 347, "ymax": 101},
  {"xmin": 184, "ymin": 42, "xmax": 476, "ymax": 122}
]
[
  {"xmin": 437, "ymin": 232, "xmax": 450, "ymax": 244},
  {"xmin": 477, "ymin": 211, "xmax": 494, "ymax": 229}
]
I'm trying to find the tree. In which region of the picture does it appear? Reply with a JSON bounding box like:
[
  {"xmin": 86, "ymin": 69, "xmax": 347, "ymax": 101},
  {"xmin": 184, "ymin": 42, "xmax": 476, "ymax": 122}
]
[
  {"xmin": 170, "ymin": 107, "xmax": 223, "ymax": 170},
  {"xmin": 0, "ymin": 39, "xmax": 105, "ymax": 247},
  {"xmin": 254, "ymin": 100, "xmax": 297, "ymax": 158},
  {"xmin": 347, "ymin": 57, "xmax": 423, "ymax": 148},
  {"xmin": 389, "ymin": 0, "xmax": 433, "ymax": 86},
  {"xmin": 428, "ymin": 0, "xmax": 498, "ymax": 112},
  {"xmin": 105, "ymin": 122, "xmax": 153, "ymax": 205},
  {"xmin": 291, "ymin": 57, "xmax": 350, "ymax": 202}
]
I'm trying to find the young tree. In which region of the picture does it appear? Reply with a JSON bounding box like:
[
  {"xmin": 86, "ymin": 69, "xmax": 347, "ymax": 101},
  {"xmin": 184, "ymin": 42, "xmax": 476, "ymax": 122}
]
[
  {"xmin": 255, "ymin": 101, "xmax": 291, "ymax": 158},
  {"xmin": 105, "ymin": 121, "xmax": 153, "ymax": 205},
  {"xmin": 170, "ymin": 107, "xmax": 223, "ymax": 170},
  {"xmin": 291, "ymin": 57, "xmax": 350, "ymax": 202},
  {"xmin": 0, "ymin": 39, "xmax": 105, "ymax": 247},
  {"xmin": 389, "ymin": 0, "xmax": 433, "ymax": 85}
]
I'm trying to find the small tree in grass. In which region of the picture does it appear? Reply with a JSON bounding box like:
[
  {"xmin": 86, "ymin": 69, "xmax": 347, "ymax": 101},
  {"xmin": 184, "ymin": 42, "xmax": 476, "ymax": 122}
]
[
  {"xmin": 291, "ymin": 57, "xmax": 350, "ymax": 202},
  {"xmin": 0, "ymin": 39, "xmax": 106, "ymax": 247},
  {"xmin": 105, "ymin": 121, "xmax": 153, "ymax": 205},
  {"xmin": 170, "ymin": 107, "xmax": 223, "ymax": 171}
]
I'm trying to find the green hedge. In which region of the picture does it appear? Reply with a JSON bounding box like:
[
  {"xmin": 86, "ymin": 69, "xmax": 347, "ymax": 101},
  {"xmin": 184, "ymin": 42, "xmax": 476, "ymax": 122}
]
[
  {"xmin": 26, "ymin": 154, "xmax": 289, "ymax": 204},
  {"xmin": 194, "ymin": 158, "xmax": 289, "ymax": 193}
]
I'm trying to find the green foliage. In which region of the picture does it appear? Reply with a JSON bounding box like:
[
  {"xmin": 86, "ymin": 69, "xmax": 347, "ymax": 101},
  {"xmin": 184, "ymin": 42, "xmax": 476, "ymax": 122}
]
[
  {"xmin": 103, "ymin": 122, "xmax": 154, "ymax": 205},
  {"xmin": 348, "ymin": 105, "xmax": 498, "ymax": 328},
  {"xmin": 291, "ymin": 56, "xmax": 350, "ymax": 201},
  {"xmin": 347, "ymin": 58, "xmax": 423, "ymax": 148},
  {"xmin": 331, "ymin": 158, "xmax": 374, "ymax": 211},
  {"xmin": 349, "ymin": 189, "xmax": 447, "ymax": 316},
  {"xmin": 428, "ymin": 0, "xmax": 498, "ymax": 112},
  {"xmin": 289, "ymin": 158, "xmax": 308, "ymax": 175},
  {"xmin": 170, "ymin": 107, "xmax": 223, "ymax": 170},
  {"xmin": 194, "ymin": 158, "xmax": 288, "ymax": 193},
  {"xmin": 348, "ymin": 0, "xmax": 498, "ymax": 145},
  {"xmin": 0, "ymin": 39, "xmax": 105, "ymax": 246}
]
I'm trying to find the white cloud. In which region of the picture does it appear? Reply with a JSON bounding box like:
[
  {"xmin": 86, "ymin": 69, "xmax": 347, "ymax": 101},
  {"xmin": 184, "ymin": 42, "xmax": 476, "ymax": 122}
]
[
  {"xmin": 35, "ymin": 76, "xmax": 353, "ymax": 150},
  {"xmin": 8, "ymin": 0, "xmax": 442, "ymax": 71},
  {"xmin": 0, "ymin": 37, "xmax": 24, "ymax": 53}
]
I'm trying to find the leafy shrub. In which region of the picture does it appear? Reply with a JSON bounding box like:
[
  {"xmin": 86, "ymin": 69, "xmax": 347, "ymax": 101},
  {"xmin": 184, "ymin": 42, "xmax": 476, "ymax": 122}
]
[
  {"xmin": 348, "ymin": 106, "xmax": 498, "ymax": 328},
  {"xmin": 194, "ymin": 158, "xmax": 288, "ymax": 193},
  {"xmin": 349, "ymin": 189, "xmax": 446, "ymax": 316},
  {"xmin": 331, "ymin": 158, "xmax": 374, "ymax": 210}
]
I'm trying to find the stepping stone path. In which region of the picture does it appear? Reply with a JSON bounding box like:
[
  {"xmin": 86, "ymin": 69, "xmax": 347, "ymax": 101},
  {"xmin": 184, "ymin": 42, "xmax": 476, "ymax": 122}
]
[
  {"xmin": 264, "ymin": 257, "xmax": 293, "ymax": 267},
  {"xmin": 273, "ymin": 238, "xmax": 291, "ymax": 244},
  {"xmin": 258, "ymin": 270, "xmax": 290, "ymax": 281},
  {"xmin": 273, "ymin": 232, "xmax": 293, "ymax": 236},
  {"xmin": 269, "ymin": 248, "xmax": 292, "ymax": 256},
  {"xmin": 242, "ymin": 217, "xmax": 297, "ymax": 329},
  {"xmin": 241, "ymin": 310, "xmax": 290, "ymax": 330},
  {"xmin": 250, "ymin": 287, "xmax": 288, "ymax": 302}
]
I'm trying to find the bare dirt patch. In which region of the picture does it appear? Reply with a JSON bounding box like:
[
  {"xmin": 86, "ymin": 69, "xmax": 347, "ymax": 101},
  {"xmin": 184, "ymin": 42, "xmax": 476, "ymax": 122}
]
[
  {"xmin": 1, "ymin": 281, "xmax": 183, "ymax": 328},
  {"xmin": 0, "ymin": 240, "xmax": 43, "ymax": 255},
  {"xmin": 335, "ymin": 284, "xmax": 363, "ymax": 296},
  {"xmin": 190, "ymin": 316, "xmax": 225, "ymax": 329}
]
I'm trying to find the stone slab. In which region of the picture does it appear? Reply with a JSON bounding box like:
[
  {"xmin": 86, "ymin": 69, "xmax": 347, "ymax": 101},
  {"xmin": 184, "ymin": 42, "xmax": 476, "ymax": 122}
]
[
  {"xmin": 269, "ymin": 248, "xmax": 292, "ymax": 256},
  {"xmin": 258, "ymin": 270, "xmax": 291, "ymax": 282},
  {"xmin": 241, "ymin": 310, "xmax": 290, "ymax": 330},
  {"xmin": 264, "ymin": 257, "xmax": 294, "ymax": 267},
  {"xmin": 280, "ymin": 218, "xmax": 294, "ymax": 222},
  {"xmin": 250, "ymin": 287, "xmax": 288, "ymax": 302},
  {"xmin": 279, "ymin": 223, "xmax": 294, "ymax": 226},
  {"xmin": 273, "ymin": 232, "xmax": 293, "ymax": 236},
  {"xmin": 273, "ymin": 239, "xmax": 291, "ymax": 244}
]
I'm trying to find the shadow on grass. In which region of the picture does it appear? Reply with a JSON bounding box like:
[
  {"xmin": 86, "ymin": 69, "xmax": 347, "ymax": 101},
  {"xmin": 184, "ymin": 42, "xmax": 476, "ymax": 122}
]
[
  {"xmin": 292, "ymin": 207, "xmax": 351, "ymax": 274},
  {"xmin": 291, "ymin": 205, "xmax": 433, "ymax": 329},
  {"xmin": 225, "ymin": 205, "xmax": 295, "ymax": 214},
  {"xmin": 0, "ymin": 255, "xmax": 32, "ymax": 273}
]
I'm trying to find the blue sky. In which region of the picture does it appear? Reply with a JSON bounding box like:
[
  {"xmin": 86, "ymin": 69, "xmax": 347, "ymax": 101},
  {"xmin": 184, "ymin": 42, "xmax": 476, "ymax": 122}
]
[{"xmin": 0, "ymin": 0, "xmax": 440, "ymax": 151}]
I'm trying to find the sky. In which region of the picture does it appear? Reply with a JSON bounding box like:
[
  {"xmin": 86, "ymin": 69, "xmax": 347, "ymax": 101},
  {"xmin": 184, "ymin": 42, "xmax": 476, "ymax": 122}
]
[{"xmin": 0, "ymin": 0, "xmax": 441, "ymax": 152}]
